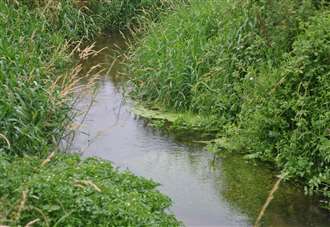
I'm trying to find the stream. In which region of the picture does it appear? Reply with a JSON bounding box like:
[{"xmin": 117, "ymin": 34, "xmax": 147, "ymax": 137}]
[{"xmin": 67, "ymin": 33, "xmax": 330, "ymax": 227}]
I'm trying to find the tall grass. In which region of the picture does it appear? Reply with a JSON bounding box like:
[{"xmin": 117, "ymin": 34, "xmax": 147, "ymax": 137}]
[
  {"xmin": 0, "ymin": 0, "xmax": 181, "ymax": 156},
  {"xmin": 129, "ymin": 0, "xmax": 330, "ymax": 210},
  {"xmin": 129, "ymin": 0, "xmax": 316, "ymax": 117},
  {"xmin": 0, "ymin": 1, "xmax": 71, "ymax": 155}
]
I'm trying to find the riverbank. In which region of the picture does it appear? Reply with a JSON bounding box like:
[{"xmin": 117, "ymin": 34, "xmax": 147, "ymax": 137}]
[
  {"xmin": 0, "ymin": 1, "xmax": 183, "ymax": 225},
  {"xmin": 1, "ymin": 0, "xmax": 329, "ymax": 225},
  {"xmin": 129, "ymin": 0, "xmax": 330, "ymax": 211},
  {"xmin": 68, "ymin": 33, "xmax": 330, "ymax": 226}
]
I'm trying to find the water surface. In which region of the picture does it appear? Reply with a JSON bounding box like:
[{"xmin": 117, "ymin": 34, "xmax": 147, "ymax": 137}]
[{"xmin": 68, "ymin": 33, "xmax": 330, "ymax": 227}]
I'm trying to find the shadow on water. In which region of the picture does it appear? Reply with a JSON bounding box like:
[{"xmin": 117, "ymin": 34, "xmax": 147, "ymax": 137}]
[{"xmin": 66, "ymin": 32, "xmax": 330, "ymax": 227}]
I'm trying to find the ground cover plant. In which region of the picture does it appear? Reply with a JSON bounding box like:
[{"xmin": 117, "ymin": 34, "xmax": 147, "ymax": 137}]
[
  {"xmin": 0, "ymin": 153, "xmax": 180, "ymax": 226},
  {"xmin": 0, "ymin": 0, "xmax": 183, "ymax": 225},
  {"xmin": 129, "ymin": 0, "xmax": 330, "ymax": 210}
]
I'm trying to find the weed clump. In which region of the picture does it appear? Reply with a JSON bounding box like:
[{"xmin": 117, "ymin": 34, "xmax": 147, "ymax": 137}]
[
  {"xmin": 235, "ymin": 11, "xmax": 330, "ymax": 209},
  {"xmin": 130, "ymin": 0, "xmax": 316, "ymax": 115},
  {"xmin": 0, "ymin": 153, "xmax": 180, "ymax": 226}
]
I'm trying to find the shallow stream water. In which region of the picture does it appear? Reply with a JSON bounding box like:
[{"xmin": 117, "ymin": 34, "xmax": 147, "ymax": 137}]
[{"xmin": 68, "ymin": 33, "xmax": 330, "ymax": 227}]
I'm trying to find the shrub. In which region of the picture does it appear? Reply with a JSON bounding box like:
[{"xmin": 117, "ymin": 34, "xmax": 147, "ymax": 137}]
[
  {"xmin": 234, "ymin": 11, "xmax": 330, "ymax": 208},
  {"xmin": 0, "ymin": 1, "xmax": 183, "ymax": 224}
]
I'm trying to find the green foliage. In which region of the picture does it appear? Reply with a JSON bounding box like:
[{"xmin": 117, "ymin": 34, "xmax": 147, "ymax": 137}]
[
  {"xmin": 0, "ymin": 2, "xmax": 71, "ymax": 155},
  {"xmin": 0, "ymin": 1, "xmax": 182, "ymax": 225},
  {"xmin": 0, "ymin": 0, "xmax": 178, "ymax": 156},
  {"xmin": 130, "ymin": 0, "xmax": 315, "ymax": 120},
  {"xmin": 129, "ymin": 0, "xmax": 329, "ymax": 209},
  {"xmin": 15, "ymin": 0, "xmax": 185, "ymax": 39},
  {"xmin": 0, "ymin": 153, "xmax": 180, "ymax": 226},
  {"xmin": 130, "ymin": 0, "xmax": 222, "ymax": 111},
  {"xmin": 7, "ymin": 1, "xmax": 98, "ymax": 40},
  {"xmin": 87, "ymin": 0, "xmax": 186, "ymax": 31},
  {"xmin": 235, "ymin": 11, "xmax": 330, "ymax": 208}
]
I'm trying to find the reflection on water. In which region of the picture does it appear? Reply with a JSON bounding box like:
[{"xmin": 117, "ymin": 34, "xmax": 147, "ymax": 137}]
[
  {"xmin": 68, "ymin": 33, "xmax": 330, "ymax": 227},
  {"xmin": 218, "ymin": 155, "xmax": 329, "ymax": 227}
]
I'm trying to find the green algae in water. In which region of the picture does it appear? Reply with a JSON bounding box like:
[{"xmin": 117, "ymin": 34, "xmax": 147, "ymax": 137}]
[
  {"xmin": 132, "ymin": 104, "xmax": 194, "ymax": 123},
  {"xmin": 132, "ymin": 104, "xmax": 220, "ymax": 134}
]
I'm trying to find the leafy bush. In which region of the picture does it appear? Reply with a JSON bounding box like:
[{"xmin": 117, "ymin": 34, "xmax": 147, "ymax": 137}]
[
  {"xmin": 0, "ymin": 153, "xmax": 180, "ymax": 226},
  {"xmin": 234, "ymin": 11, "xmax": 330, "ymax": 208}
]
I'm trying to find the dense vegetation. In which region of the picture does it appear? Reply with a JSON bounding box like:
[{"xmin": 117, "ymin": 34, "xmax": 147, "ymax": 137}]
[
  {"xmin": 129, "ymin": 0, "xmax": 330, "ymax": 210},
  {"xmin": 1, "ymin": 0, "xmax": 328, "ymax": 224},
  {"xmin": 0, "ymin": 0, "xmax": 182, "ymax": 225},
  {"xmin": 0, "ymin": 0, "xmax": 182, "ymax": 155},
  {"xmin": 0, "ymin": 154, "xmax": 179, "ymax": 226}
]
